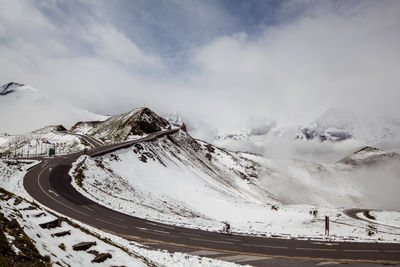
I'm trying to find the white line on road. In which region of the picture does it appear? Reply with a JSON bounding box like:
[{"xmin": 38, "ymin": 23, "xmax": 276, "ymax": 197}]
[
  {"xmin": 48, "ymin": 190, "xmax": 59, "ymax": 197},
  {"xmin": 384, "ymin": 250, "xmax": 400, "ymax": 253},
  {"xmin": 83, "ymin": 206, "xmax": 94, "ymax": 211},
  {"xmin": 37, "ymin": 166, "xmax": 88, "ymax": 217},
  {"xmin": 296, "ymin": 247, "xmax": 336, "ymax": 252},
  {"xmin": 243, "ymin": 243, "xmax": 288, "ymax": 249},
  {"xmin": 152, "ymin": 229, "xmax": 170, "ymax": 235},
  {"xmin": 311, "ymin": 242, "xmax": 339, "ymax": 246},
  {"xmin": 157, "ymin": 224, "xmax": 175, "ymax": 230},
  {"xmin": 215, "ymin": 255, "xmax": 270, "ymax": 262},
  {"xmin": 343, "ymin": 249, "xmax": 380, "ymax": 253},
  {"xmin": 95, "ymin": 218, "xmax": 128, "ymax": 229},
  {"xmin": 190, "ymin": 238, "xmax": 235, "ymax": 245},
  {"xmin": 188, "ymin": 250, "xmax": 222, "ymax": 256},
  {"xmin": 181, "ymin": 232, "xmax": 201, "ymax": 237},
  {"xmin": 110, "ymin": 216, "xmax": 124, "ymax": 222},
  {"xmin": 149, "ymin": 231, "xmax": 180, "ymax": 238}
]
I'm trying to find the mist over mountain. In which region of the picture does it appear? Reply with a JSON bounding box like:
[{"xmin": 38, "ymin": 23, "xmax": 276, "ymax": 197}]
[
  {"xmin": 0, "ymin": 82, "xmax": 108, "ymax": 134},
  {"xmin": 211, "ymin": 107, "xmax": 400, "ymax": 162}
]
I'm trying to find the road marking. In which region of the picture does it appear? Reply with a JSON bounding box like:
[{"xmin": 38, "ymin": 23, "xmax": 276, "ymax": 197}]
[
  {"xmin": 244, "ymin": 244, "xmax": 288, "ymax": 249},
  {"xmin": 188, "ymin": 250, "xmax": 222, "ymax": 256},
  {"xmin": 146, "ymin": 221, "xmax": 175, "ymax": 229},
  {"xmin": 149, "ymin": 231, "xmax": 180, "ymax": 238},
  {"xmin": 296, "ymin": 247, "xmax": 336, "ymax": 252},
  {"xmin": 155, "ymin": 224, "xmax": 175, "ymax": 230},
  {"xmin": 83, "ymin": 206, "xmax": 94, "ymax": 211},
  {"xmin": 221, "ymin": 238, "xmax": 242, "ymax": 242},
  {"xmin": 48, "ymin": 190, "xmax": 59, "ymax": 197},
  {"xmin": 181, "ymin": 232, "xmax": 201, "ymax": 237},
  {"xmin": 136, "ymin": 227, "xmax": 148, "ymax": 231},
  {"xmin": 190, "ymin": 238, "xmax": 235, "ymax": 245},
  {"xmin": 215, "ymin": 255, "xmax": 270, "ymax": 262},
  {"xmin": 384, "ymin": 250, "xmax": 400, "ymax": 253},
  {"xmin": 343, "ymin": 249, "xmax": 380, "ymax": 253},
  {"xmin": 152, "ymin": 229, "xmax": 170, "ymax": 235},
  {"xmin": 95, "ymin": 218, "xmax": 127, "ymax": 229},
  {"xmin": 111, "ymin": 216, "xmax": 124, "ymax": 222},
  {"xmin": 311, "ymin": 242, "xmax": 339, "ymax": 246},
  {"xmin": 37, "ymin": 166, "xmax": 89, "ymax": 217}
]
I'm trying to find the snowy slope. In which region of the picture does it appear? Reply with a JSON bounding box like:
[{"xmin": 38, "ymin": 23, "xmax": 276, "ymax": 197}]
[
  {"xmin": 70, "ymin": 127, "xmax": 400, "ymax": 241},
  {"xmin": 0, "ymin": 160, "xmax": 244, "ymax": 267},
  {"xmin": 163, "ymin": 112, "xmax": 218, "ymax": 143},
  {"xmin": 0, "ymin": 125, "xmax": 91, "ymax": 157},
  {"xmin": 0, "ymin": 82, "xmax": 108, "ymax": 134},
  {"xmin": 70, "ymin": 130, "xmax": 276, "ymax": 221}
]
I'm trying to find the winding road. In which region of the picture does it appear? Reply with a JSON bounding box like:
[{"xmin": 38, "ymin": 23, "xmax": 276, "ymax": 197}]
[{"xmin": 23, "ymin": 130, "xmax": 400, "ymax": 266}]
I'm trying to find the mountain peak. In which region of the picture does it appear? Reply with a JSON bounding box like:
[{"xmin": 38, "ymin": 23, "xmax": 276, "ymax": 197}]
[
  {"xmin": 354, "ymin": 146, "xmax": 381, "ymax": 154},
  {"xmin": 82, "ymin": 107, "xmax": 172, "ymax": 142},
  {"xmin": 0, "ymin": 82, "xmax": 25, "ymax": 95},
  {"xmin": 338, "ymin": 146, "xmax": 400, "ymax": 166}
]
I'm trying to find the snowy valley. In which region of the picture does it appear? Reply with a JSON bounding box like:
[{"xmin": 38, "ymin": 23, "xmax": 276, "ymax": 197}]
[{"xmin": 1, "ymin": 83, "xmax": 400, "ymax": 266}]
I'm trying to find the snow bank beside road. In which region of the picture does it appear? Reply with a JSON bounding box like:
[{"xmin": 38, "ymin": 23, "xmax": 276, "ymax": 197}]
[{"xmin": 0, "ymin": 158, "xmax": 245, "ymax": 266}]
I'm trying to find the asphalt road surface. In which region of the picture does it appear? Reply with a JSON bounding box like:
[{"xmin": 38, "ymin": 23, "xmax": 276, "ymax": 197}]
[{"xmin": 23, "ymin": 130, "xmax": 400, "ymax": 266}]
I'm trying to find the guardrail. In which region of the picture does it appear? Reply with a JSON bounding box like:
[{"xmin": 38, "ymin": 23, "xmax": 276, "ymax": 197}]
[{"xmin": 1, "ymin": 129, "xmax": 180, "ymax": 160}]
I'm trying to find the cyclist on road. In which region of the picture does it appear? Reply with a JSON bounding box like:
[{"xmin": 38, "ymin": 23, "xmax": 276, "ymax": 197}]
[{"xmin": 222, "ymin": 222, "xmax": 231, "ymax": 234}]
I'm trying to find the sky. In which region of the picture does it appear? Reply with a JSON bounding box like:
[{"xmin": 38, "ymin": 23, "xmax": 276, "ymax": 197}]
[{"xmin": 1, "ymin": 0, "xmax": 400, "ymax": 131}]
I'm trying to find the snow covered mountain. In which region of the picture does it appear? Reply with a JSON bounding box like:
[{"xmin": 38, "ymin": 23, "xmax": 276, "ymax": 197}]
[
  {"xmin": 0, "ymin": 82, "xmax": 108, "ymax": 134},
  {"xmin": 212, "ymin": 108, "xmax": 400, "ymax": 161},
  {"xmin": 297, "ymin": 108, "xmax": 400, "ymax": 143},
  {"xmin": 163, "ymin": 112, "xmax": 218, "ymax": 143},
  {"xmin": 338, "ymin": 146, "xmax": 400, "ymax": 166},
  {"xmin": 71, "ymin": 108, "xmax": 171, "ymax": 143},
  {"xmin": 70, "ymin": 116, "xmax": 400, "ymax": 239}
]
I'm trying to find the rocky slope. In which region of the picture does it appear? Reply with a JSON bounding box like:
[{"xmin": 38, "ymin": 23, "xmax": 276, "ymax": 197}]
[
  {"xmin": 338, "ymin": 146, "xmax": 400, "ymax": 166},
  {"xmin": 71, "ymin": 108, "xmax": 171, "ymax": 143}
]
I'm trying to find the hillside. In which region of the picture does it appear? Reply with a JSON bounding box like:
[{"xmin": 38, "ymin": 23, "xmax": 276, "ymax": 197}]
[
  {"xmin": 69, "ymin": 126, "xmax": 400, "ymax": 240},
  {"xmin": 71, "ymin": 108, "xmax": 171, "ymax": 143}
]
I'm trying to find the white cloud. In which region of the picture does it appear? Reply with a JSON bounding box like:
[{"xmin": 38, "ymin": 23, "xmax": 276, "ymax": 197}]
[
  {"xmin": 188, "ymin": 1, "xmax": 400, "ymax": 127},
  {"xmin": 0, "ymin": 0, "xmax": 399, "ymax": 133},
  {"xmin": 84, "ymin": 23, "xmax": 163, "ymax": 69}
]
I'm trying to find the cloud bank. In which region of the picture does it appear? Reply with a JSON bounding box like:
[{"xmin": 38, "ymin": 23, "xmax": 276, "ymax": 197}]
[{"xmin": 0, "ymin": 0, "xmax": 399, "ymax": 132}]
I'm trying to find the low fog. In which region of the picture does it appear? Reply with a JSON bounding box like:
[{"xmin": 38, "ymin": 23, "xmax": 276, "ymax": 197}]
[{"xmin": 260, "ymin": 159, "xmax": 400, "ymax": 211}]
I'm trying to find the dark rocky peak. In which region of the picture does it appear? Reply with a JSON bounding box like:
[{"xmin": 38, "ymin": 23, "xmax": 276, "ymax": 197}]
[
  {"xmin": 132, "ymin": 108, "xmax": 171, "ymax": 135},
  {"xmin": 338, "ymin": 146, "xmax": 400, "ymax": 166},
  {"xmin": 89, "ymin": 107, "xmax": 172, "ymax": 142},
  {"xmin": 0, "ymin": 82, "xmax": 25, "ymax": 95},
  {"xmin": 353, "ymin": 146, "xmax": 381, "ymax": 154}
]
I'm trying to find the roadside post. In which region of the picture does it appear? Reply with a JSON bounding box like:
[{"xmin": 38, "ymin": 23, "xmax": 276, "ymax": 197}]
[
  {"xmin": 325, "ymin": 216, "xmax": 329, "ymax": 236},
  {"xmin": 49, "ymin": 148, "xmax": 56, "ymax": 157}
]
